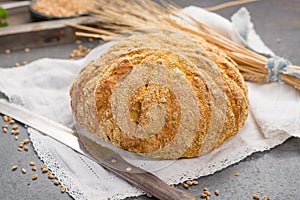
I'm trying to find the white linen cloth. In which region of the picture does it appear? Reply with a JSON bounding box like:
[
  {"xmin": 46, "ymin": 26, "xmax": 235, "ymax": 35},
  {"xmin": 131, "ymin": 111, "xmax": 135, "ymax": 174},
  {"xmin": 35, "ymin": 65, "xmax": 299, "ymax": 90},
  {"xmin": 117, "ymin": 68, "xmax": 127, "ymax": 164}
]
[{"xmin": 0, "ymin": 7, "xmax": 299, "ymax": 200}]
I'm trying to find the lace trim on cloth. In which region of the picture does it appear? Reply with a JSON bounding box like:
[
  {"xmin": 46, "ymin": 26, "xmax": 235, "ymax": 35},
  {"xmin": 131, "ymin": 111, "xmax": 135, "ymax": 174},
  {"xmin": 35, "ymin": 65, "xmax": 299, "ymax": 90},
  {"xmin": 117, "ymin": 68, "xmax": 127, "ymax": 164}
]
[{"xmin": 29, "ymin": 128, "xmax": 87, "ymax": 200}]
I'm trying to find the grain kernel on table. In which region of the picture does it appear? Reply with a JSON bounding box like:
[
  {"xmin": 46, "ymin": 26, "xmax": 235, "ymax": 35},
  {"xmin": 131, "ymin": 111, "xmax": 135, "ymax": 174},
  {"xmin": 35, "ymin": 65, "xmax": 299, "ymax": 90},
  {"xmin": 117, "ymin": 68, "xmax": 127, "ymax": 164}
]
[
  {"xmin": 18, "ymin": 142, "xmax": 24, "ymax": 148},
  {"xmin": 276, "ymin": 38, "xmax": 282, "ymax": 43},
  {"xmin": 200, "ymin": 193, "xmax": 208, "ymax": 198},
  {"xmin": 15, "ymin": 136, "xmax": 18, "ymax": 140},
  {"xmin": 12, "ymin": 125, "xmax": 18, "ymax": 129},
  {"xmin": 4, "ymin": 49, "xmax": 11, "ymax": 54},
  {"xmin": 29, "ymin": 161, "xmax": 35, "ymax": 166},
  {"xmin": 53, "ymin": 180, "xmax": 60, "ymax": 186},
  {"xmin": 125, "ymin": 167, "xmax": 132, "ymax": 172},
  {"xmin": 12, "ymin": 165, "xmax": 18, "ymax": 171},
  {"xmin": 2, "ymin": 124, "xmax": 8, "ymax": 129},
  {"xmin": 22, "ymin": 61, "xmax": 29, "ymax": 65},
  {"xmin": 21, "ymin": 168, "xmax": 27, "ymax": 174},
  {"xmin": 214, "ymin": 189, "xmax": 220, "ymax": 196},
  {"xmin": 183, "ymin": 183, "xmax": 189, "ymax": 189},
  {"xmin": 9, "ymin": 119, "xmax": 15, "ymax": 124},
  {"xmin": 23, "ymin": 139, "xmax": 30, "ymax": 144},
  {"xmin": 186, "ymin": 180, "xmax": 193, "ymax": 186},
  {"xmin": 23, "ymin": 146, "xmax": 29, "ymax": 151},
  {"xmin": 17, "ymin": 147, "xmax": 22, "ymax": 151},
  {"xmin": 31, "ymin": 166, "xmax": 37, "ymax": 171},
  {"xmin": 14, "ymin": 130, "xmax": 20, "ymax": 135},
  {"xmin": 234, "ymin": 172, "xmax": 239, "ymax": 176},
  {"xmin": 24, "ymin": 48, "xmax": 30, "ymax": 53},
  {"xmin": 264, "ymin": 195, "xmax": 270, "ymax": 200},
  {"xmin": 61, "ymin": 186, "xmax": 66, "ymax": 193},
  {"xmin": 192, "ymin": 180, "xmax": 198, "ymax": 185},
  {"xmin": 204, "ymin": 187, "xmax": 209, "ymax": 191},
  {"xmin": 32, "ymin": 174, "xmax": 38, "ymax": 180},
  {"xmin": 3, "ymin": 127, "xmax": 7, "ymax": 133},
  {"xmin": 15, "ymin": 62, "xmax": 20, "ymax": 67},
  {"xmin": 42, "ymin": 167, "xmax": 48, "ymax": 173},
  {"xmin": 3, "ymin": 115, "xmax": 9, "ymax": 122},
  {"xmin": 48, "ymin": 172, "xmax": 54, "ymax": 179},
  {"xmin": 253, "ymin": 194, "xmax": 260, "ymax": 199},
  {"xmin": 48, "ymin": 173, "xmax": 54, "ymax": 179},
  {"xmin": 204, "ymin": 190, "xmax": 211, "ymax": 196}
]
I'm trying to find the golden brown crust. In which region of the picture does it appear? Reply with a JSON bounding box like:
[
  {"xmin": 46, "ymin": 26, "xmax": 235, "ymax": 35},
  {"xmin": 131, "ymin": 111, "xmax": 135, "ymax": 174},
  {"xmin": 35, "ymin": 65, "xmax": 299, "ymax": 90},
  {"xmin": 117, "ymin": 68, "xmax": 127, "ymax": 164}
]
[{"xmin": 70, "ymin": 31, "xmax": 249, "ymax": 159}]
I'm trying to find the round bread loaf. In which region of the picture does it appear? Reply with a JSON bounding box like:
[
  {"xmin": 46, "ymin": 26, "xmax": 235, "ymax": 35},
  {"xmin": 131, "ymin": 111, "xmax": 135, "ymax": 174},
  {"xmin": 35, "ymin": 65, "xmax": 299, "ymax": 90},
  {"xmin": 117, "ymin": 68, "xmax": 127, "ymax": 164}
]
[{"xmin": 70, "ymin": 31, "xmax": 249, "ymax": 159}]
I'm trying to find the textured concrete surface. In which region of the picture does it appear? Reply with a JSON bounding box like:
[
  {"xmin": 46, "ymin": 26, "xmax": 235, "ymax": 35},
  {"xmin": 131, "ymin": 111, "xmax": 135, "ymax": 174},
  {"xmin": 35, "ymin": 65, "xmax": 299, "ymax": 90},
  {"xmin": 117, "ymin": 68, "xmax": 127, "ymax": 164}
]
[{"xmin": 0, "ymin": 0, "xmax": 299, "ymax": 200}]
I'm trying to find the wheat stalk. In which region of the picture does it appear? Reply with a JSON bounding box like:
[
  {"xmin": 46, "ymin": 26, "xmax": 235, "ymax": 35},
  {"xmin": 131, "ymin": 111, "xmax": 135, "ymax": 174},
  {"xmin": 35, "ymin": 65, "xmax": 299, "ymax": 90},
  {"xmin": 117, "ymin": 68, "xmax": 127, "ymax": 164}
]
[
  {"xmin": 71, "ymin": 0, "xmax": 300, "ymax": 89},
  {"xmin": 205, "ymin": 0, "xmax": 257, "ymax": 11}
]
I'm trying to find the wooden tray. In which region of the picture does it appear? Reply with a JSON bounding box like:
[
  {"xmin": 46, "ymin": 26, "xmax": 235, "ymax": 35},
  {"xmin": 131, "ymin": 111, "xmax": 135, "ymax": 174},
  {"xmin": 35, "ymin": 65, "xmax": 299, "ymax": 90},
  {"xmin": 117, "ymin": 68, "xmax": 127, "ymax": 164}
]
[{"xmin": 0, "ymin": 6, "xmax": 98, "ymax": 51}]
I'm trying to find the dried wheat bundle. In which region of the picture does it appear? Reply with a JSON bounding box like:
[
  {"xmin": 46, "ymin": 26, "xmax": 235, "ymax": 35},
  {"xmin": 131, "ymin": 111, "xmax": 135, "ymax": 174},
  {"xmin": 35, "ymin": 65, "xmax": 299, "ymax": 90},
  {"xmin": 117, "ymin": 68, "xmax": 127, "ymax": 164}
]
[{"xmin": 69, "ymin": 0, "xmax": 300, "ymax": 89}]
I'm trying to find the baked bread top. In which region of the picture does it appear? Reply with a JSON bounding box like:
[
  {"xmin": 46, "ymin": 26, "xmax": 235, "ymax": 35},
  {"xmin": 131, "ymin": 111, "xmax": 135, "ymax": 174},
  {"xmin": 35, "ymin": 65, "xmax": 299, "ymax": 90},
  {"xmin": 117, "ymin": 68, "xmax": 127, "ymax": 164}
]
[{"xmin": 70, "ymin": 31, "xmax": 249, "ymax": 159}]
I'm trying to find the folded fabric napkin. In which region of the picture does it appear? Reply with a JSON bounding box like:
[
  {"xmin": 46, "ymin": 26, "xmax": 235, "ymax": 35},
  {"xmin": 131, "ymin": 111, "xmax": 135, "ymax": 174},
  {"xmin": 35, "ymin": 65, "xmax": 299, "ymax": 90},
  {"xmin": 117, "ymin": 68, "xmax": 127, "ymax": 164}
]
[{"xmin": 0, "ymin": 6, "xmax": 299, "ymax": 200}]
